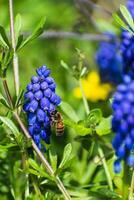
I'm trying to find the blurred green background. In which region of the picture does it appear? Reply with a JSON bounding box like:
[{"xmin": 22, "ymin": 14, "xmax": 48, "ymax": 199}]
[{"xmin": 0, "ymin": 0, "xmax": 126, "ymax": 106}]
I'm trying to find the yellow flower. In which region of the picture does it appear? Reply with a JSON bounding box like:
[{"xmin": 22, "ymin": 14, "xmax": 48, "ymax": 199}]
[{"xmin": 73, "ymin": 71, "xmax": 112, "ymax": 102}]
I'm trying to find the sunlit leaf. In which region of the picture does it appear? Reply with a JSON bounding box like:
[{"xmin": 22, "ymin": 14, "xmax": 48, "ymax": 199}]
[
  {"xmin": 0, "ymin": 26, "xmax": 10, "ymax": 47},
  {"xmin": 64, "ymin": 117, "xmax": 91, "ymax": 136},
  {"xmin": 0, "ymin": 116, "xmax": 20, "ymax": 136},
  {"xmin": 60, "ymin": 101, "xmax": 79, "ymax": 122},
  {"xmin": 59, "ymin": 143, "xmax": 72, "ymax": 169},
  {"xmin": 49, "ymin": 147, "xmax": 57, "ymax": 172},
  {"xmin": 15, "ymin": 14, "xmax": 22, "ymax": 44},
  {"xmin": 96, "ymin": 116, "xmax": 112, "ymax": 136},
  {"xmin": 120, "ymin": 5, "xmax": 134, "ymax": 31},
  {"xmin": 19, "ymin": 17, "xmax": 46, "ymax": 50},
  {"xmin": 60, "ymin": 60, "xmax": 70, "ymax": 71}
]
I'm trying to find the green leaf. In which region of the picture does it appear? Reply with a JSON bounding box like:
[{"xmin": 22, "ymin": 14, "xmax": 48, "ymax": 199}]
[
  {"xmin": 19, "ymin": 17, "xmax": 46, "ymax": 50},
  {"xmin": 15, "ymin": 14, "xmax": 22, "ymax": 44},
  {"xmin": 49, "ymin": 147, "xmax": 57, "ymax": 172},
  {"xmin": 16, "ymin": 35, "xmax": 24, "ymax": 50},
  {"xmin": 3, "ymin": 49, "xmax": 13, "ymax": 67},
  {"xmin": 28, "ymin": 158, "xmax": 40, "ymax": 171},
  {"xmin": 113, "ymin": 176, "xmax": 123, "ymax": 192},
  {"xmin": 60, "ymin": 60, "xmax": 70, "ymax": 71},
  {"xmin": 0, "ymin": 93, "xmax": 10, "ymax": 108},
  {"xmin": 60, "ymin": 101, "xmax": 79, "ymax": 122},
  {"xmin": 113, "ymin": 13, "xmax": 129, "ymax": 30},
  {"xmin": 0, "ymin": 26, "xmax": 10, "ymax": 47},
  {"xmin": 0, "ymin": 144, "xmax": 17, "ymax": 152},
  {"xmin": 15, "ymin": 89, "xmax": 24, "ymax": 108},
  {"xmin": 85, "ymin": 109, "xmax": 102, "ymax": 127},
  {"xmin": 96, "ymin": 116, "xmax": 112, "ymax": 136},
  {"xmin": 28, "ymin": 158, "xmax": 52, "ymax": 180},
  {"xmin": 0, "ymin": 116, "xmax": 20, "ymax": 136},
  {"xmin": 64, "ymin": 117, "xmax": 91, "ymax": 136},
  {"xmin": 59, "ymin": 143, "xmax": 72, "ymax": 169},
  {"xmin": 80, "ymin": 67, "xmax": 88, "ymax": 78},
  {"xmin": 120, "ymin": 5, "xmax": 134, "ymax": 31}
]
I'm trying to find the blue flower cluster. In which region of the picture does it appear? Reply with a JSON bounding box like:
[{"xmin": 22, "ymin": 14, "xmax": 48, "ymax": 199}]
[
  {"xmin": 121, "ymin": 0, "xmax": 134, "ymax": 78},
  {"xmin": 23, "ymin": 66, "xmax": 61, "ymax": 150},
  {"xmin": 112, "ymin": 76, "xmax": 134, "ymax": 173},
  {"xmin": 95, "ymin": 33, "xmax": 123, "ymax": 85},
  {"xmin": 121, "ymin": 30, "xmax": 134, "ymax": 78}
]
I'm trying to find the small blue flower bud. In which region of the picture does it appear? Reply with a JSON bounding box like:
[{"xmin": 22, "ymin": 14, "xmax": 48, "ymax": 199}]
[
  {"xmin": 114, "ymin": 160, "xmax": 122, "ymax": 173},
  {"xmin": 40, "ymin": 81, "xmax": 48, "ymax": 90},
  {"xmin": 36, "ymin": 68, "xmax": 42, "ymax": 76},
  {"xmin": 34, "ymin": 122, "xmax": 41, "ymax": 133},
  {"xmin": 34, "ymin": 90, "xmax": 43, "ymax": 100},
  {"xmin": 40, "ymin": 97, "xmax": 50, "ymax": 110},
  {"xmin": 117, "ymin": 84, "xmax": 127, "ymax": 93},
  {"xmin": 44, "ymin": 88, "xmax": 52, "ymax": 98},
  {"xmin": 125, "ymin": 136, "xmax": 133, "ymax": 150},
  {"xmin": 54, "ymin": 95, "xmax": 61, "ymax": 105},
  {"xmin": 37, "ymin": 109, "xmax": 46, "ymax": 122},
  {"xmin": 28, "ymin": 113, "xmax": 37, "ymax": 125},
  {"xmin": 40, "ymin": 130, "xmax": 47, "ymax": 140},
  {"xmin": 29, "ymin": 100, "xmax": 38, "ymax": 112},
  {"xmin": 23, "ymin": 103, "xmax": 30, "ymax": 112},
  {"xmin": 116, "ymin": 146, "xmax": 126, "ymax": 159},
  {"xmin": 27, "ymin": 83, "xmax": 33, "ymax": 91},
  {"xmin": 43, "ymin": 69, "xmax": 51, "ymax": 77},
  {"xmin": 40, "ymin": 130, "xmax": 50, "ymax": 144},
  {"xmin": 28, "ymin": 126, "xmax": 34, "ymax": 136},
  {"xmin": 34, "ymin": 134, "xmax": 40, "ymax": 145},
  {"xmin": 127, "ymin": 155, "xmax": 134, "ymax": 167},
  {"xmin": 49, "ymin": 103, "xmax": 55, "ymax": 112},
  {"xmin": 24, "ymin": 91, "xmax": 34, "ymax": 100},
  {"xmin": 50, "ymin": 93, "xmax": 57, "ymax": 103},
  {"xmin": 41, "ymin": 66, "xmax": 47, "ymax": 73},
  {"xmin": 49, "ymin": 83, "xmax": 56, "ymax": 91},
  {"xmin": 130, "ymin": 129, "xmax": 134, "ymax": 140},
  {"xmin": 32, "ymin": 83, "xmax": 40, "ymax": 92},
  {"xmin": 31, "ymin": 76, "xmax": 39, "ymax": 83},
  {"xmin": 45, "ymin": 77, "xmax": 54, "ymax": 84}
]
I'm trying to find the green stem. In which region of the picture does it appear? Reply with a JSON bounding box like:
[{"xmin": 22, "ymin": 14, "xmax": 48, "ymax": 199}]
[
  {"xmin": 129, "ymin": 170, "xmax": 134, "ymax": 200},
  {"xmin": 123, "ymin": 164, "xmax": 129, "ymax": 200},
  {"xmin": 79, "ymin": 78, "xmax": 113, "ymax": 191},
  {"xmin": 9, "ymin": 0, "xmax": 19, "ymax": 96},
  {"xmin": 21, "ymin": 151, "xmax": 29, "ymax": 198},
  {"xmin": 98, "ymin": 145, "xmax": 113, "ymax": 191},
  {"xmin": 79, "ymin": 79, "xmax": 90, "ymax": 115},
  {"xmin": 31, "ymin": 176, "xmax": 42, "ymax": 199}
]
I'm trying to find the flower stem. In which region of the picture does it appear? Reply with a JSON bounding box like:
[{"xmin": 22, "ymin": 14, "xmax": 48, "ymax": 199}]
[
  {"xmin": 129, "ymin": 170, "xmax": 134, "ymax": 200},
  {"xmin": 79, "ymin": 79, "xmax": 90, "ymax": 115},
  {"xmin": 79, "ymin": 78, "xmax": 113, "ymax": 191},
  {"xmin": 98, "ymin": 145, "xmax": 113, "ymax": 191},
  {"xmin": 122, "ymin": 164, "xmax": 129, "ymax": 200},
  {"xmin": 2, "ymin": 78, "xmax": 13, "ymax": 108},
  {"xmin": 9, "ymin": 0, "xmax": 19, "ymax": 96}
]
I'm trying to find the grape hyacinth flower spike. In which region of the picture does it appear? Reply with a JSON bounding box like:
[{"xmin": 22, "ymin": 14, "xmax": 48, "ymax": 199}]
[
  {"xmin": 120, "ymin": 0, "xmax": 134, "ymax": 78},
  {"xmin": 23, "ymin": 66, "xmax": 61, "ymax": 150},
  {"xmin": 112, "ymin": 75, "xmax": 134, "ymax": 173},
  {"xmin": 96, "ymin": 32, "xmax": 123, "ymax": 85}
]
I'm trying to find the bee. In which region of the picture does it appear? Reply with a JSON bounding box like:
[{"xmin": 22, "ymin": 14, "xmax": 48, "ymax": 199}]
[{"xmin": 50, "ymin": 110, "xmax": 64, "ymax": 136}]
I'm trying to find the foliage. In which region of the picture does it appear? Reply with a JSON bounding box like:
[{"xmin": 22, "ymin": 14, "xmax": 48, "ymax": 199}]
[{"xmin": 0, "ymin": 0, "xmax": 134, "ymax": 200}]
